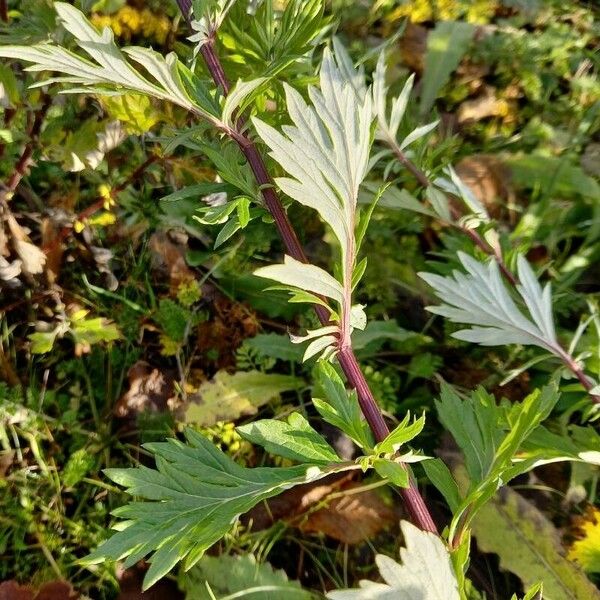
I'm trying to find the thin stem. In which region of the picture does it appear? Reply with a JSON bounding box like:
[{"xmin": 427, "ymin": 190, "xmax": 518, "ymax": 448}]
[
  {"xmin": 387, "ymin": 138, "xmax": 518, "ymax": 284},
  {"xmin": 178, "ymin": 17, "xmax": 438, "ymax": 533},
  {"xmin": 2, "ymin": 94, "xmax": 51, "ymax": 197},
  {"xmin": 555, "ymin": 347, "xmax": 600, "ymax": 404}
]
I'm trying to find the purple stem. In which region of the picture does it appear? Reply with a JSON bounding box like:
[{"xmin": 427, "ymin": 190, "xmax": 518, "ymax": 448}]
[{"xmin": 174, "ymin": 10, "xmax": 438, "ymax": 533}]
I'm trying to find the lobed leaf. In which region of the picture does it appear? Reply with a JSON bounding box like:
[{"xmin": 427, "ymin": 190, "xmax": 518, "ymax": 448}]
[
  {"xmin": 86, "ymin": 428, "xmax": 361, "ymax": 589},
  {"xmin": 327, "ymin": 521, "xmax": 459, "ymax": 599},
  {"xmin": 420, "ymin": 252, "xmax": 560, "ymax": 354}
]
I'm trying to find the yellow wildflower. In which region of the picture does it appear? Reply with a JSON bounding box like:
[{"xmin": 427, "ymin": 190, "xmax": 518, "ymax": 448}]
[{"xmin": 568, "ymin": 507, "xmax": 600, "ymax": 573}]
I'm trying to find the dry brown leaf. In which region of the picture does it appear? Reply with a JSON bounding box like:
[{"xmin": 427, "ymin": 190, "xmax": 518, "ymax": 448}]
[
  {"xmin": 148, "ymin": 231, "xmax": 194, "ymax": 295},
  {"xmin": 116, "ymin": 564, "xmax": 184, "ymax": 600},
  {"xmin": 399, "ymin": 23, "xmax": 428, "ymax": 74},
  {"xmin": 457, "ymin": 86, "xmax": 509, "ymax": 123},
  {"xmin": 0, "ymin": 581, "xmax": 78, "ymax": 600},
  {"xmin": 114, "ymin": 361, "xmax": 177, "ymax": 419},
  {"xmin": 243, "ymin": 473, "xmax": 353, "ymax": 530},
  {"xmin": 5, "ymin": 215, "xmax": 45, "ymax": 275},
  {"xmin": 297, "ymin": 482, "xmax": 398, "ymax": 544},
  {"xmin": 245, "ymin": 475, "xmax": 399, "ymax": 544},
  {"xmin": 40, "ymin": 218, "xmax": 63, "ymax": 284},
  {"xmin": 455, "ymin": 154, "xmax": 515, "ymax": 220},
  {"xmin": 196, "ymin": 295, "xmax": 258, "ymax": 369}
]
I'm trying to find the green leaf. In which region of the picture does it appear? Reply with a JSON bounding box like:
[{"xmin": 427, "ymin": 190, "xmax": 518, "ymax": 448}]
[
  {"xmin": 244, "ymin": 333, "xmax": 304, "ymax": 362},
  {"xmin": 70, "ymin": 316, "xmax": 121, "ymax": 347},
  {"xmin": 221, "ymin": 77, "xmax": 267, "ymax": 129},
  {"xmin": 420, "ymin": 252, "xmax": 560, "ymax": 352},
  {"xmin": 373, "ymin": 458, "xmax": 409, "ymax": 488},
  {"xmin": 63, "ymin": 448, "xmax": 96, "ymax": 487},
  {"xmin": 214, "ymin": 214, "xmax": 242, "ymax": 248},
  {"xmin": 355, "ymin": 183, "xmax": 388, "ymax": 255},
  {"xmin": 506, "ymin": 154, "xmax": 600, "ymax": 201},
  {"xmin": 419, "ymin": 21, "xmax": 475, "ymax": 116},
  {"xmin": 438, "ymin": 383, "xmax": 561, "ymax": 540},
  {"xmin": 0, "ymin": 3, "xmax": 219, "ymax": 123},
  {"xmin": 470, "ymin": 486, "xmax": 600, "ymax": 600},
  {"xmin": 313, "ymin": 362, "xmax": 374, "ymax": 450},
  {"xmin": 422, "ymin": 458, "xmax": 461, "ymax": 513},
  {"xmin": 237, "ymin": 412, "xmax": 339, "ymax": 464},
  {"xmin": 87, "ymin": 429, "xmax": 362, "ymax": 589},
  {"xmin": 362, "ymin": 182, "xmax": 436, "ymax": 217},
  {"xmin": 252, "ymin": 47, "xmax": 373, "ymax": 281},
  {"xmin": 161, "ymin": 183, "xmax": 229, "ymax": 206},
  {"xmin": 327, "ymin": 521, "xmax": 459, "ymax": 599},
  {"xmin": 184, "ymin": 370, "xmax": 303, "ymax": 426},
  {"xmin": 181, "ymin": 553, "xmax": 312, "ymax": 599},
  {"xmin": 352, "ymin": 320, "xmax": 424, "ymax": 353},
  {"xmin": 254, "ymin": 255, "xmax": 344, "ymax": 306},
  {"xmin": 0, "ymin": 62, "xmax": 19, "ymax": 107},
  {"xmin": 100, "ymin": 93, "xmax": 160, "ymax": 134},
  {"xmin": 154, "ymin": 298, "xmax": 193, "ymax": 342},
  {"xmin": 375, "ymin": 412, "xmax": 426, "ymax": 454},
  {"xmin": 29, "ymin": 329, "xmax": 61, "ymax": 354}
]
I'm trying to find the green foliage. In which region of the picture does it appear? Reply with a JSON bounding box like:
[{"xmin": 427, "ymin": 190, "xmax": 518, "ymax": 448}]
[
  {"xmin": 434, "ymin": 383, "xmax": 562, "ymax": 542},
  {"xmin": 238, "ymin": 412, "xmax": 340, "ymax": 464},
  {"xmin": 419, "ymin": 21, "xmax": 475, "ymax": 116},
  {"xmin": 312, "ymin": 363, "xmax": 372, "ymax": 449},
  {"xmin": 420, "ymin": 253, "xmax": 560, "ymax": 351},
  {"xmin": 181, "ymin": 553, "xmax": 312, "ymax": 599},
  {"xmin": 0, "ymin": 3, "xmax": 220, "ymax": 120},
  {"xmin": 470, "ymin": 486, "xmax": 600, "ymax": 599},
  {"xmin": 221, "ymin": 0, "xmax": 327, "ymax": 78},
  {"xmin": 1, "ymin": 0, "xmax": 599, "ymax": 597},
  {"xmin": 86, "ymin": 428, "xmax": 362, "ymax": 589}
]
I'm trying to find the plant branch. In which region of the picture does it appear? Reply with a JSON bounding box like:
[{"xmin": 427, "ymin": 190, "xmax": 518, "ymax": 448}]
[
  {"xmin": 388, "ymin": 138, "xmax": 599, "ymax": 402},
  {"xmin": 177, "ymin": 11, "xmax": 438, "ymax": 533},
  {"xmin": 2, "ymin": 93, "xmax": 51, "ymax": 198}
]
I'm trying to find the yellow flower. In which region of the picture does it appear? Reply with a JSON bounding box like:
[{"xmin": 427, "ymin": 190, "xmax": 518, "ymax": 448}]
[
  {"xmin": 568, "ymin": 508, "xmax": 600, "ymax": 573},
  {"xmin": 88, "ymin": 211, "xmax": 117, "ymax": 227},
  {"xmin": 437, "ymin": 0, "xmax": 458, "ymax": 20}
]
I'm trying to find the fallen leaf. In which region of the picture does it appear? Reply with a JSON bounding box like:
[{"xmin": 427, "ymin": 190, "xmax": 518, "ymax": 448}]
[
  {"xmin": 457, "ymin": 86, "xmax": 510, "ymax": 123},
  {"xmin": 5, "ymin": 215, "xmax": 45, "ymax": 276},
  {"xmin": 0, "ymin": 255, "xmax": 21, "ymax": 283},
  {"xmin": 184, "ymin": 370, "xmax": 303, "ymax": 426},
  {"xmin": 0, "ymin": 580, "xmax": 78, "ymax": 600},
  {"xmin": 40, "ymin": 218, "xmax": 63, "ymax": 284},
  {"xmin": 298, "ymin": 482, "xmax": 397, "ymax": 544},
  {"xmin": 399, "ymin": 22, "xmax": 428, "ymax": 74},
  {"xmin": 245, "ymin": 474, "xmax": 399, "ymax": 544},
  {"xmin": 0, "ymin": 450, "xmax": 14, "ymax": 477},
  {"xmin": 455, "ymin": 154, "xmax": 515, "ymax": 220},
  {"xmin": 196, "ymin": 294, "xmax": 258, "ymax": 369},
  {"xmin": 471, "ymin": 485, "xmax": 600, "ymax": 599},
  {"xmin": 244, "ymin": 473, "xmax": 352, "ymax": 531},
  {"xmin": 114, "ymin": 361, "xmax": 177, "ymax": 419},
  {"xmin": 148, "ymin": 231, "xmax": 195, "ymax": 295},
  {"xmin": 116, "ymin": 564, "xmax": 183, "ymax": 600}
]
